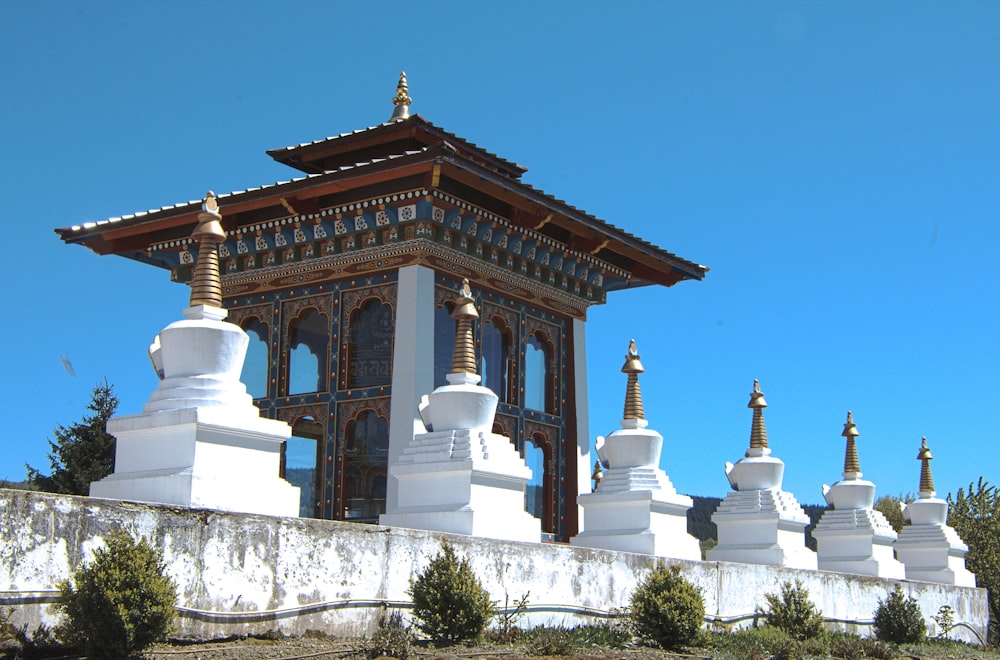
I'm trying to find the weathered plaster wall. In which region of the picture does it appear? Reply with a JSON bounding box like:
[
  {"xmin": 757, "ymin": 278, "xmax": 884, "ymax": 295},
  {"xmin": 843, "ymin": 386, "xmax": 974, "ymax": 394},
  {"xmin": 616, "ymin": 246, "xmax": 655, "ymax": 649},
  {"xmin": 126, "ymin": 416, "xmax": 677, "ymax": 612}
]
[{"xmin": 0, "ymin": 489, "xmax": 988, "ymax": 643}]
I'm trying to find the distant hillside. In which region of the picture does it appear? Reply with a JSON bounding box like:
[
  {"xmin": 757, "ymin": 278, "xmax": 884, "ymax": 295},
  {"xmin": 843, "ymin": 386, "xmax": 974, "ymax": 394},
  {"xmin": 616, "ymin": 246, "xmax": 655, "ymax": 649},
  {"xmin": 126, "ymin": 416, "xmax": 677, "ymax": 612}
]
[{"xmin": 688, "ymin": 495, "xmax": 829, "ymax": 550}]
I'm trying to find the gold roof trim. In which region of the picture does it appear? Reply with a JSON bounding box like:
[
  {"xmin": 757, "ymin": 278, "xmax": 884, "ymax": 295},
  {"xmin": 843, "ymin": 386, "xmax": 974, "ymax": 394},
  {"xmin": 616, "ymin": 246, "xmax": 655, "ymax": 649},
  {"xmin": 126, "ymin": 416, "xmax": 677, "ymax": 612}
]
[
  {"xmin": 449, "ymin": 278, "xmax": 479, "ymax": 375},
  {"xmin": 621, "ymin": 339, "xmax": 645, "ymax": 420},
  {"xmin": 189, "ymin": 191, "xmax": 226, "ymax": 308},
  {"xmin": 747, "ymin": 379, "xmax": 769, "ymax": 450}
]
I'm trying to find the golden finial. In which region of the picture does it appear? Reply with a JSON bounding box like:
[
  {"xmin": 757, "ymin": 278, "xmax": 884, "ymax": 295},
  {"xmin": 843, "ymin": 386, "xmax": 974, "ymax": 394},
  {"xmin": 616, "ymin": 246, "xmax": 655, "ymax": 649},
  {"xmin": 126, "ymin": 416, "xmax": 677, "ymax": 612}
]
[
  {"xmin": 917, "ymin": 437, "xmax": 935, "ymax": 495},
  {"xmin": 389, "ymin": 71, "xmax": 412, "ymax": 122},
  {"xmin": 747, "ymin": 379, "xmax": 769, "ymax": 449},
  {"xmin": 189, "ymin": 191, "xmax": 226, "ymax": 308},
  {"xmin": 591, "ymin": 459, "xmax": 604, "ymax": 492},
  {"xmin": 842, "ymin": 410, "xmax": 861, "ymax": 476},
  {"xmin": 449, "ymin": 278, "xmax": 479, "ymax": 375},
  {"xmin": 621, "ymin": 339, "xmax": 645, "ymax": 420}
]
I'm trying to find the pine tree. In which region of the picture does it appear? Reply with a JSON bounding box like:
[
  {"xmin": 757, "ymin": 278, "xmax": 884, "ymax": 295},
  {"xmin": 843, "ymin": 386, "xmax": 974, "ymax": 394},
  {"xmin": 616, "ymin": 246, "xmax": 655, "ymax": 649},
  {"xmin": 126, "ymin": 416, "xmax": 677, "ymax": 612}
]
[
  {"xmin": 948, "ymin": 478, "xmax": 999, "ymax": 644},
  {"xmin": 26, "ymin": 381, "xmax": 118, "ymax": 495}
]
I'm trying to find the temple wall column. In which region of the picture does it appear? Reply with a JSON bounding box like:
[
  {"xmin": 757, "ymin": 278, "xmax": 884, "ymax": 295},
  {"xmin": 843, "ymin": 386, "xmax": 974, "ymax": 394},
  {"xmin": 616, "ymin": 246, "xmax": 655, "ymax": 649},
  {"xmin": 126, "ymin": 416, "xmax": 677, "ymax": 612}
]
[
  {"xmin": 386, "ymin": 264, "xmax": 435, "ymax": 513},
  {"xmin": 571, "ymin": 317, "xmax": 591, "ymax": 531}
]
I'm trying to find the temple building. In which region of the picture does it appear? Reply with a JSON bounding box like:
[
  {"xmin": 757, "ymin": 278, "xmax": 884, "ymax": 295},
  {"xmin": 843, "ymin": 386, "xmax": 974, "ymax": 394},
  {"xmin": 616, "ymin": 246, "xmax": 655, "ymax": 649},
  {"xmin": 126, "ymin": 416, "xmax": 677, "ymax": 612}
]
[{"xmin": 55, "ymin": 74, "xmax": 707, "ymax": 540}]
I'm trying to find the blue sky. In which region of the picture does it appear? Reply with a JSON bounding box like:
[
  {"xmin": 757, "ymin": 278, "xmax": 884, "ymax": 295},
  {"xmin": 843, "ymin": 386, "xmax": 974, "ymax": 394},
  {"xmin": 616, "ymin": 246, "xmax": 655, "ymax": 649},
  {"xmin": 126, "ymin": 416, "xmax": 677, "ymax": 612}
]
[{"xmin": 2, "ymin": 2, "xmax": 997, "ymax": 505}]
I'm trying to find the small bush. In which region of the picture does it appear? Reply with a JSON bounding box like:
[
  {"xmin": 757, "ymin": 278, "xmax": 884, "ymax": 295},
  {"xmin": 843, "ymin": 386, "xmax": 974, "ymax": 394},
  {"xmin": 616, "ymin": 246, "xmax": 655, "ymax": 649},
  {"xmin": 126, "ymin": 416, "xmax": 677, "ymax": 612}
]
[
  {"xmin": 629, "ymin": 561, "xmax": 705, "ymax": 649},
  {"xmin": 862, "ymin": 637, "xmax": 898, "ymax": 659},
  {"xmin": 759, "ymin": 580, "xmax": 825, "ymax": 641},
  {"xmin": 408, "ymin": 539, "xmax": 494, "ymax": 645},
  {"xmin": 360, "ymin": 610, "xmax": 415, "ymax": 659},
  {"xmin": 829, "ymin": 633, "xmax": 866, "ymax": 660},
  {"xmin": 873, "ymin": 585, "xmax": 926, "ymax": 644},
  {"xmin": 711, "ymin": 626, "xmax": 795, "ymax": 660},
  {"xmin": 55, "ymin": 529, "xmax": 177, "ymax": 658},
  {"xmin": 525, "ymin": 626, "xmax": 577, "ymax": 656}
]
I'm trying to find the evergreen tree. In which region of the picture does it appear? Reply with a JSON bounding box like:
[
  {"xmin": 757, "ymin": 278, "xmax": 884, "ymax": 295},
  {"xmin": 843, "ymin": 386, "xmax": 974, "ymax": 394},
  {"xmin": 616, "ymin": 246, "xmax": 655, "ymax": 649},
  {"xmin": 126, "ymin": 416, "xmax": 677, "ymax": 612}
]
[
  {"xmin": 948, "ymin": 478, "xmax": 999, "ymax": 643},
  {"xmin": 26, "ymin": 381, "xmax": 118, "ymax": 495}
]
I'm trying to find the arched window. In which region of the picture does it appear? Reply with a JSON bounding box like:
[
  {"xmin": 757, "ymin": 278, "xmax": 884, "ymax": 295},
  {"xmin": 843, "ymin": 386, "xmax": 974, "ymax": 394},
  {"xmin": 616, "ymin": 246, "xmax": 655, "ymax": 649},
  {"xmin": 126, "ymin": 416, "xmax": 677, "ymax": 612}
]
[
  {"xmin": 525, "ymin": 333, "xmax": 552, "ymax": 412},
  {"xmin": 288, "ymin": 309, "xmax": 328, "ymax": 395},
  {"xmin": 240, "ymin": 317, "xmax": 269, "ymax": 400},
  {"xmin": 347, "ymin": 299, "xmax": 394, "ymax": 389},
  {"xmin": 285, "ymin": 418, "xmax": 321, "ymax": 518},
  {"xmin": 342, "ymin": 410, "xmax": 389, "ymax": 522},
  {"xmin": 481, "ymin": 318, "xmax": 512, "ymax": 402},
  {"xmin": 433, "ymin": 302, "xmax": 455, "ymax": 388},
  {"xmin": 524, "ymin": 434, "xmax": 555, "ymax": 533}
]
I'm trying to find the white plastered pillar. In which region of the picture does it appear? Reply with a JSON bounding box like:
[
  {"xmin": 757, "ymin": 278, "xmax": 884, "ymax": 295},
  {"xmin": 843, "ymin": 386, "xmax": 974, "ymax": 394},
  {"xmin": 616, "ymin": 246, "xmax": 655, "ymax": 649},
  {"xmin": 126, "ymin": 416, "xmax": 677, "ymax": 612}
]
[
  {"xmin": 386, "ymin": 264, "xmax": 435, "ymax": 514},
  {"xmin": 571, "ymin": 317, "xmax": 591, "ymax": 531}
]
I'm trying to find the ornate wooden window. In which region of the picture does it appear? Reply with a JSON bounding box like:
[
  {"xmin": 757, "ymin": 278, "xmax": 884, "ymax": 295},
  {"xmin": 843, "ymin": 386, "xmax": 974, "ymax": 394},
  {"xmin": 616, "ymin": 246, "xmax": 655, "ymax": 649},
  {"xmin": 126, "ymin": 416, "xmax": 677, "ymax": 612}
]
[
  {"xmin": 525, "ymin": 432, "xmax": 556, "ymax": 534},
  {"xmin": 346, "ymin": 299, "xmax": 394, "ymax": 389},
  {"xmin": 285, "ymin": 417, "xmax": 322, "ymax": 518},
  {"xmin": 287, "ymin": 308, "xmax": 329, "ymax": 395},
  {"xmin": 240, "ymin": 317, "xmax": 269, "ymax": 400},
  {"xmin": 481, "ymin": 317, "xmax": 513, "ymax": 402},
  {"xmin": 341, "ymin": 409, "xmax": 389, "ymax": 522},
  {"xmin": 525, "ymin": 332, "xmax": 554, "ymax": 413}
]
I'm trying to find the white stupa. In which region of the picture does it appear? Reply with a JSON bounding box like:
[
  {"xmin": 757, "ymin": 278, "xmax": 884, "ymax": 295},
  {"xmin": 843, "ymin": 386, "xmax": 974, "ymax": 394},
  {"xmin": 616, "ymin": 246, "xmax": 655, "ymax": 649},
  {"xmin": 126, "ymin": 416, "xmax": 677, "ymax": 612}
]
[
  {"xmin": 894, "ymin": 438, "xmax": 976, "ymax": 586},
  {"xmin": 379, "ymin": 279, "xmax": 541, "ymax": 543},
  {"xmin": 707, "ymin": 380, "xmax": 816, "ymax": 569},
  {"xmin": 812, "ymin": 412, "xmax": 904, "ymax": 578},
  {"xmin": 571, "ymin": 340, "xmax": 700, "ymax": 560},
  {"xmin": 90, "ymin": 192, "xmax": 300, "ymax": 517}
]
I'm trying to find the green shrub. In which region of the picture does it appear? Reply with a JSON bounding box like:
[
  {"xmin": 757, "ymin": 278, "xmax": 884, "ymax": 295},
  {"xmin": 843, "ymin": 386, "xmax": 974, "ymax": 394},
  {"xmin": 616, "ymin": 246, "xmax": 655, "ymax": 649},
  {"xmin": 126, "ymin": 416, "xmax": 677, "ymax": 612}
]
[
  {"xmin": 862, "ymin": 637, "xmax": 898, "ymax": 659},
  {"xmin": 873, "ymin": 585, "xmax": 925, "ymax": 644},
  {"xmin": 55, "ymin": 529, "xmax": 177, "ymax": 657},
  {"xmin": 360, "ymin": 610, "xmax": 415, "ymax": 659},
  {"xmin": 758, "ymin": 580, "xmax": 825, "ymax": 641},
  {"xmin": 629, "ymin": 561, "xmax": 705, "ymax": 649},
  {"xmin": 408, "ymin": 539, "xmax": 494, "ymax": 645},
  {"xmin": 525, "ymin": 626, "xmax": 577, "ymax": 656},
  {"xmin": 711, "ymin": 625, "xmax": 796, "ymax": 660}
]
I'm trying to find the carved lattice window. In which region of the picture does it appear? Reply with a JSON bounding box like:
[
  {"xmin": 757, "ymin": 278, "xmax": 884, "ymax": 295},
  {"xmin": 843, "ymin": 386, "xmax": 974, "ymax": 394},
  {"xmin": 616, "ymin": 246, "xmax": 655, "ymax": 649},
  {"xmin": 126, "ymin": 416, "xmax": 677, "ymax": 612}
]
[
  {"xmin": 347, "ymin": 299, "xmax": 394, "ymax": 389},
  {"xmin": 342, "ymin": 410, "xmax": 389, "ymax": 522}
]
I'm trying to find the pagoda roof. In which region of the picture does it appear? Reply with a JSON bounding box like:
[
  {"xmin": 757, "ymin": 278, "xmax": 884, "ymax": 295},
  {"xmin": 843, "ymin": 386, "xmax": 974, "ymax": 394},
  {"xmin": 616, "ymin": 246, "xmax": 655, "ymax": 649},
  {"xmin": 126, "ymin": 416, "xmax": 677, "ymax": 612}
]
[
  {"xmin": 266, "ymin": 115, "xmax": 528, "ymax": 180},
  {"xmin": 56, "ymin": 116, "xmax": 707, "ymax": 292}
]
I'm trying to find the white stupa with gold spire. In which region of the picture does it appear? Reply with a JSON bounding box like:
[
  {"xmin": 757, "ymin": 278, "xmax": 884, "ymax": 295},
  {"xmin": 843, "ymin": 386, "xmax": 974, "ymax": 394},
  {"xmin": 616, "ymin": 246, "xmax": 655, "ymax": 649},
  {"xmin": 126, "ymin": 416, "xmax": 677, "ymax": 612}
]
[
  {"xmin": 570, "ymin": 340, "xmax": 700, "ymax": 560},
  {"xmin": 89, "ymin": 193, "xmax": 300, "ymax": 517},
  {"xmin": 379, "ymin": 279, "xmax": 540, "ymax": 543},
  {"xmin": 812, "ymin": 412, "xmax": 904, "ymax": 577},
  {"xmin": 707, "ymin": 380, "xmax": 816, "ymax": 569},
  {"xmin": 894, "ymin": 438, "xmax": 975, "ymax": 586}
]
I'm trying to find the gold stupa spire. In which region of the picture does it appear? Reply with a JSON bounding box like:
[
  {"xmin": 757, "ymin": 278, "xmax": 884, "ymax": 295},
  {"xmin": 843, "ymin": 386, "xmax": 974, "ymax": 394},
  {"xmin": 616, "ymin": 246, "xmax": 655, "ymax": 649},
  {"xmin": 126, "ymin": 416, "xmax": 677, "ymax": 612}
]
[
  {"xmin": 389, "ymin": 71, "xmax": 412, "ymax": 122},
  {"xmin": 449, "ymin": 279, "xmax": 479, "ymax": 375},
  {"xmin": 917, "ymin": 437, "xmax": 935, "ymax": 495},
  {"xmin": 748, "ymin": 379, "xmax": 769, "ymax": 449},
  {"xmin": 188, "ymin": 191, "xmax": 226, "ymax": 308},
  {"xmin": 621, "ymin": 339, "xmax": 645, "ymax": 420},
  {"xmin": 842, "ymin": 410, "xmax": 861, "ymax": 476}
]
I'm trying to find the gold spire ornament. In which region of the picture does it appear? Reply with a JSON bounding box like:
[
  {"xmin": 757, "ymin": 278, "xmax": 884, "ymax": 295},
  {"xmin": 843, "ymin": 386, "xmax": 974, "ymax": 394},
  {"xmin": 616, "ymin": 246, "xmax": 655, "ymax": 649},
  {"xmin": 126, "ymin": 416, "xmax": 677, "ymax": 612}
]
[
  {"xmin": 621, "ymin": 339, "xmax": 646, "ymax": 420},
  {"xmin": 748, "ymin": 379, "xmax": 769, "ymax": 450},
  {"xmin": 842, "ymin": 411, "xmax": 861, "ymax": 476},
  {"xmin": 389, "ymin": 71, "xmax": 412, "ymax": 122},
  {"xmin": 189, "ymin": 191, "xmax": 226, "ymax": 308},
  {"xmin": 449, "ymin": 279, "xmax": 479, "ymax": 375},
  {"xmin": 917, "ymin": 437, "xmax": 935, "ymax": 495}
]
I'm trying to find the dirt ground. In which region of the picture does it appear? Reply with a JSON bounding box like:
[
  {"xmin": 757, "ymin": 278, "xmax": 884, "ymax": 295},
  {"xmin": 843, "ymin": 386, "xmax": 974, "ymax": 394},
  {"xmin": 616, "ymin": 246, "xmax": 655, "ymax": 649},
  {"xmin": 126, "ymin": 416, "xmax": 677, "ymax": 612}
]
[{"xmin": 141, "ymin": 637, "xmax": 686, "ymax": 660}]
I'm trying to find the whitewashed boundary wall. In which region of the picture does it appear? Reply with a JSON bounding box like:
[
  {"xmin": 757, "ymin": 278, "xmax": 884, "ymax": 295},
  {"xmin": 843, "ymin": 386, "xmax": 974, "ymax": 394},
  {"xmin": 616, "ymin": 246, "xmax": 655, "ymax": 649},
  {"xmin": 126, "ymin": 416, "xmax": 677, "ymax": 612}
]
[{"xmin": 0, "ymin": 489, "xmax": 988, "ymax": 643}]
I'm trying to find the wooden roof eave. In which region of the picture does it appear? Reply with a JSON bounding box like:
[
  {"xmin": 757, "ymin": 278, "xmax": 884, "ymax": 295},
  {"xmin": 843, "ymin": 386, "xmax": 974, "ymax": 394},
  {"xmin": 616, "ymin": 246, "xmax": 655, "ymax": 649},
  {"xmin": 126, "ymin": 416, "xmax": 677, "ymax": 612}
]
[
  {"xmin": 436, "ymin": 155, "xmax": 708, "ymax": 285},
  {"xmin": 58, "ymin": 157, "xmax": 441, "ymax": 255}
]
